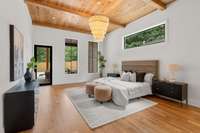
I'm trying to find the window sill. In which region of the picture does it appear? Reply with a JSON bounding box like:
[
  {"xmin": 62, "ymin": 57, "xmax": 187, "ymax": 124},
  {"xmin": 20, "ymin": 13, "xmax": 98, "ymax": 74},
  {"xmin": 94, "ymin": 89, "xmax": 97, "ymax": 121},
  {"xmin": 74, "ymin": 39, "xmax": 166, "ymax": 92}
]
[
  {"xmin": 88, "ymin": 72, "xmax": 99, "ymax": 74},
  {"xmin": 65, "ymin": 73, "xmax": 79, "ymax": 76}
]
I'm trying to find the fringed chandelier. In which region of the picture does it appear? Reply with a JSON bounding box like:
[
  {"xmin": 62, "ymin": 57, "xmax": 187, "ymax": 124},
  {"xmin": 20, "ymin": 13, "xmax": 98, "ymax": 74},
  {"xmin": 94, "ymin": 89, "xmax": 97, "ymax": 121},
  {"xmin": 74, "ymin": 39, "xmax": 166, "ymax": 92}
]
[{"xmin": 89, "ymin": 15, "xmax": 109, "ymax": 42}]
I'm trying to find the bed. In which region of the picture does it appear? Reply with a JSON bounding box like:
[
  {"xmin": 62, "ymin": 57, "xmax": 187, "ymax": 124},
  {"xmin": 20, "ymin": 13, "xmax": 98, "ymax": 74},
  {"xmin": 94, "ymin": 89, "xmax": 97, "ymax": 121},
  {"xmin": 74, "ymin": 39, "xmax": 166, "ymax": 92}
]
[{"xmin": 94, "ymin": 60, "xmax": 159, "ymax": 106}]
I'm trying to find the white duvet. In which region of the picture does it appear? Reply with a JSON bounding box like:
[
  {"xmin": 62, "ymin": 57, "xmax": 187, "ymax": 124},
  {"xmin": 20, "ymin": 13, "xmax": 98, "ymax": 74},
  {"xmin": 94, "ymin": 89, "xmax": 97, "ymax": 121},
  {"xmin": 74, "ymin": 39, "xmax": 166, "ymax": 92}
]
[{"xmin": 94, "ymin": 77, "xmax": 152, "ymax": 106}]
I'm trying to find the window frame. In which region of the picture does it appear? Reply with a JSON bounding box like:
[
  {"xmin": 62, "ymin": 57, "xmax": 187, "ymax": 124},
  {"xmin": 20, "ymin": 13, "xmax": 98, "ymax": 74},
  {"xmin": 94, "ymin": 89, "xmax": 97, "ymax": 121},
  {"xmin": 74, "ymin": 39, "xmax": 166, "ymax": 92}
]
[
  {"xmin": 65, "ymin": 40, "xmax": 79, "ymax": 75},
  {"xmin": 88, "ymin": 41, "xmax": 99, "ymax": 74},
  {"xmin": 122, "ymin": 21, "xmax": 168, "ymax": 50}
]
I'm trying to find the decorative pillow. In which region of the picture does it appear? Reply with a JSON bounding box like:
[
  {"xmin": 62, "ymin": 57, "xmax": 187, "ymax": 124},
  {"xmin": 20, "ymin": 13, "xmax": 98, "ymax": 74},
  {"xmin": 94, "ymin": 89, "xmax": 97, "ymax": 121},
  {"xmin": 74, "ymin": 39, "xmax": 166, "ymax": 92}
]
[
  {"xmin": 130, "ymin": 72, "xmax": 136, "ymax": 82},
  {"xmin": 121, "ymin": 72, "xmax": 130, "ymax": 81},
  {"xmin": 144, "ymin": 73, "xmax": 154, "ymax": 85},
  {"xmin": 136, "ymin": 72, "xmax": 146, "ymax": 82},
  {"xmin": 129, "ymin": 70, "xmax": 133, "ymax": 73}
]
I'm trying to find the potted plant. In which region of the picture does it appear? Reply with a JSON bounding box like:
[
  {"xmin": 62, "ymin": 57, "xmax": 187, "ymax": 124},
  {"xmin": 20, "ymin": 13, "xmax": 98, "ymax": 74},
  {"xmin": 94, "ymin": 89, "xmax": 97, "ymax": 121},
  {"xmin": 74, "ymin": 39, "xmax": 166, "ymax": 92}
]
[
  {"xmin": 98, "ymin": 52, "xmax": 107, "ymax": 77},
  {"xmin": 24, "ymin": 57, "xmax": 37, "ymax": 82}
]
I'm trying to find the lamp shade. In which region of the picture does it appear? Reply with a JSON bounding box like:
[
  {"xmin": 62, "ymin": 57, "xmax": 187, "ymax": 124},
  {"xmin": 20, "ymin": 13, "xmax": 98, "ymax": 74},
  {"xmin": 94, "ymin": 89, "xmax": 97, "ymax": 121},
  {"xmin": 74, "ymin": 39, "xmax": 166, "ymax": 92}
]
[
  {"xmin": 168, "ymin": 64, "xmax": 181, "ymax": 72},
  {"xmin": 89, "ymin": 15, "xmax": 109, "ymax": 42},
  {"xmin": 168, "ymin": 64, "xmax": 181, "ymax": 82}
]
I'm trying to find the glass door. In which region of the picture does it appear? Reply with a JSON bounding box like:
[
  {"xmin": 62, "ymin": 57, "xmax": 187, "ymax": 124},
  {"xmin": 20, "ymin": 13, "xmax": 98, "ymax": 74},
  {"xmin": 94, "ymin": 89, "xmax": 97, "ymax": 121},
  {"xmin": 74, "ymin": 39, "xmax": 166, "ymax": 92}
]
[{"xmin": 34, "ymin": 45, "xmax": 52, "ymax": 85}]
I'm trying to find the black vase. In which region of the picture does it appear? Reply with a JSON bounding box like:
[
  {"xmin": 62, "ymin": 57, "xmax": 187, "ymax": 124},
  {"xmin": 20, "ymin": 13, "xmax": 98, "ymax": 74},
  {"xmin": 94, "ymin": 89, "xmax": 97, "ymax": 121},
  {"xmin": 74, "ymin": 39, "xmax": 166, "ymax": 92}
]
[
  {"xmin": 99, "ymin": 69, "xmax": 103, "ymax": 78},
  {"xmin": 24, "ymin": 68, "xmax": 32, "ymax": 82}
]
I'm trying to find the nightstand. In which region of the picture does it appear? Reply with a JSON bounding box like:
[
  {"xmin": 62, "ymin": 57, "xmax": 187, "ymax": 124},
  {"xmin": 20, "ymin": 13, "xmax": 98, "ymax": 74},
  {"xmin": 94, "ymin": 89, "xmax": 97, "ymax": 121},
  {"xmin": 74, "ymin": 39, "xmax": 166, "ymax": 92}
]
[
  {"xmin": 152, "ymin": 80, "xmax": 188, "ymax": 104},
  {"xmin": 107, "ymin": 73, "xmax": 120, "ymax": 78}
]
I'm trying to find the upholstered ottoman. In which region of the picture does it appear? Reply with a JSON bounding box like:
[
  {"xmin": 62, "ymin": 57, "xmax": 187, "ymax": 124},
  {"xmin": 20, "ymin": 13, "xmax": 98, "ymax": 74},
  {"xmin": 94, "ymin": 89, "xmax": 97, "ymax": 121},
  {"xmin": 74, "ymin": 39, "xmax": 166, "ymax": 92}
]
[
  {"xmin": 94, "ymin": 85, "xmax": 112, "ymax": 103},
  {"xmin": 85, "ymin": 82, "xmax": 98, "ymax": 97}
]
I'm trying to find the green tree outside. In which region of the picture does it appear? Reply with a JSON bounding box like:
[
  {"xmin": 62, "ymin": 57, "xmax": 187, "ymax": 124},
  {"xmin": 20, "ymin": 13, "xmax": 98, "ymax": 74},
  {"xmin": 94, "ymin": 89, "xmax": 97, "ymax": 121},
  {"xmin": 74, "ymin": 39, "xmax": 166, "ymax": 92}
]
[{"xmin": 124, "ymin": 24, "xmax": 165, "ymax": 49}]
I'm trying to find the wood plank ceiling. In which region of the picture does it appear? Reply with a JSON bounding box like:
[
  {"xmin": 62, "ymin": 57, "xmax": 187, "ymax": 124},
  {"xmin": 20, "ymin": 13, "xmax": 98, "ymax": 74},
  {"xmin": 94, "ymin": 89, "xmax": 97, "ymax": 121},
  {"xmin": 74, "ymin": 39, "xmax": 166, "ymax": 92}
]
[{"xmin": 26, "ymin": 0, "xmax": 175, "ymax": 34}]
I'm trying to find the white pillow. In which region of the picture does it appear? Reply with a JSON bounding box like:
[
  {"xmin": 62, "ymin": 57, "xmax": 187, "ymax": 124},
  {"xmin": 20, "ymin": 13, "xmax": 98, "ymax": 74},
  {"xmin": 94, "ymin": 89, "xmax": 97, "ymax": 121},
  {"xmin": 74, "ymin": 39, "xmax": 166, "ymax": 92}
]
[
  {"xmin": 144, "ymin": 73, "xmax": 154, "ymax": 85},
  {"xmin": 121, "ymin": 72, "xmax": 130, "ymax": 81},
  {"xmin": 130, "ymin": 72, "xmax": 136, "ymax": 82}
]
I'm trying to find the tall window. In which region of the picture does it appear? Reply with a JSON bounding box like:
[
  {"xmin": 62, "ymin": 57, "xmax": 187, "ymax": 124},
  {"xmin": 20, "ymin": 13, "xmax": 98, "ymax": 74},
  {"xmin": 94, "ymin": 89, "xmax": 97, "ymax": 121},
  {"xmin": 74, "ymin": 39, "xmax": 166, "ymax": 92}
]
[
  {"xmin": 88, "ymin": 41, "xmax": 98, "ymax": 73},
  {"xmin": 65, "ymin": 39, "xmax": 78, "ymax": 74}
]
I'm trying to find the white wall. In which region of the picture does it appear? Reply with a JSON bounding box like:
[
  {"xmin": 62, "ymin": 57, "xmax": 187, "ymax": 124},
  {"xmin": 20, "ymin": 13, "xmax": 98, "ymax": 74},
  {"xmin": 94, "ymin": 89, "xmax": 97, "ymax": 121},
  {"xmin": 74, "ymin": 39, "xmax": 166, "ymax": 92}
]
[
  {"xmin": 0, "ymin": 0, "xmax": 32, "ymax": 132},
  {"xmin": 103, "ymin": 0, "xmax": 200, "ymax": 107},
  {"xmin": 32, "ymin": 26, "xmax": 101, "ymax": 85}
]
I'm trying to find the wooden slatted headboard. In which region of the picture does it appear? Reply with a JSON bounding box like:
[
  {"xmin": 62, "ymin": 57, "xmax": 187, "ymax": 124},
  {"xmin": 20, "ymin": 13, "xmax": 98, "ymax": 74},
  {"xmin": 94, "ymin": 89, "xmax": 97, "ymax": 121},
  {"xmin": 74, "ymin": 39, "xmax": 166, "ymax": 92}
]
[{"xmin": 122, "ymin": 60, "xmax": 159, "ymax": 80}]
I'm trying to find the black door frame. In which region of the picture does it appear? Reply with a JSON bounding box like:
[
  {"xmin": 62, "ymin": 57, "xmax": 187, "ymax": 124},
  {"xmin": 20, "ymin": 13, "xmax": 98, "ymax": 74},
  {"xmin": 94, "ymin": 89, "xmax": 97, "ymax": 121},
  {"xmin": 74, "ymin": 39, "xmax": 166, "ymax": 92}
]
[{"xmin": 34, "ymin": 45, "xmax": 53, "ymax": 86}]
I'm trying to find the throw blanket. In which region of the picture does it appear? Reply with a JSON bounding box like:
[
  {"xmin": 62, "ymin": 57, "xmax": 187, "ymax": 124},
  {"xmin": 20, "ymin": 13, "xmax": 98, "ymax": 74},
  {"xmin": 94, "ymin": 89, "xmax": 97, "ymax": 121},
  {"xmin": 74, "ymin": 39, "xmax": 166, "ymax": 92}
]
[{"xmin": 94, "ymin": 77, "xmax": 152, "ymax": 106}]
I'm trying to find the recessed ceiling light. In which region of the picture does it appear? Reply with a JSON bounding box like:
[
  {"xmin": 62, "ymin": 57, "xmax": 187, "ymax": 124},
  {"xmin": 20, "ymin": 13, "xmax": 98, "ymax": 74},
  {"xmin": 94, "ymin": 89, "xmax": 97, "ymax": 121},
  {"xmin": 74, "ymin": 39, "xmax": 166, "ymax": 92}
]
[
  {"xmin": 97, "ymin": 1, "xmax": 101, "ymax": 5},
  {"xmin": 52, "ymin": 17, "xmax": 56, "ymax": 20}
]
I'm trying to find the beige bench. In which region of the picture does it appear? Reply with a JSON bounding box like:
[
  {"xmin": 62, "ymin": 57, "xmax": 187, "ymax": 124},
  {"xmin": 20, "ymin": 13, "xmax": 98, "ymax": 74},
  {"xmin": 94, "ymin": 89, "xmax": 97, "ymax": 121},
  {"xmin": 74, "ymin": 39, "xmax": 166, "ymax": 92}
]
[
  {"xmin": 94, "ymin": 85, "xmax": 112, "ymax": 104},
  {"xmin": 85, "ymin": 82, "xmax": 99, "ymax": 98}
]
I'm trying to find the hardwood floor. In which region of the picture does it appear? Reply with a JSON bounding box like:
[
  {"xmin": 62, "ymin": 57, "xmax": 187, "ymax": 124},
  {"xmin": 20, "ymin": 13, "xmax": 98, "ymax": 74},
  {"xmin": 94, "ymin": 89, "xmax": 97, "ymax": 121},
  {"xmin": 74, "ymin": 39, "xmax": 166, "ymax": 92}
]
[{"xmin": 21, "ymin": 84, "xmax": 200, "ymax": 133}]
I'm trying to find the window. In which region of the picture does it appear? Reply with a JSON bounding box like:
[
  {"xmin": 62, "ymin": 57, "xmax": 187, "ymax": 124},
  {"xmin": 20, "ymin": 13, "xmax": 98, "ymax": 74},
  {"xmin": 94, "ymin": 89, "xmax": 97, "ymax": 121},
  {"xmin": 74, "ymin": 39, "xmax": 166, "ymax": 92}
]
[
  {"xmin": 88, "ymin": 41, "xmax": 98, "ymax": 73},
  {"xmin": 124, "ymin": 23, "xmax": 166, "ymax": 49},
  {"xmin": 65, "ymin": 39, "xmax": 78, "ymax": 74}
]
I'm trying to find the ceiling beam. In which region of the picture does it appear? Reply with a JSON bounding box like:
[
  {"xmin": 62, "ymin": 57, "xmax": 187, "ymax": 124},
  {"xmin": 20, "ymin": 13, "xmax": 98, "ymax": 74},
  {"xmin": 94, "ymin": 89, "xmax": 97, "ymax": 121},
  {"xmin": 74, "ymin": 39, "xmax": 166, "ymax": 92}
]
[
  {"xmin": 26, "ymin": 0, "xmax": 125, "ymax": 27},
  {"xmin": 32, "ymin": 20, "xmax": 91, "ymax": 34},
  {"xmin": 151, "ymin": 0, "xmax": 166, "ymax": 10},
  {"xmin": 143, "ymin": 0, "xmax": 166, "ymax": 10}
]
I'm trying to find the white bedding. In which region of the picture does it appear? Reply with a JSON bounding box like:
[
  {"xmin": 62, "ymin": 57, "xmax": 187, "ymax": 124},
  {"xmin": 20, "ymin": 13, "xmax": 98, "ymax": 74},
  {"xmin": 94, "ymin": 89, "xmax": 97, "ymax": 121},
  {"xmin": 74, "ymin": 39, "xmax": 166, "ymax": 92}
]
[{"xmin": 93, "ymin": 77, "xmax": 152, "ymax": 106}]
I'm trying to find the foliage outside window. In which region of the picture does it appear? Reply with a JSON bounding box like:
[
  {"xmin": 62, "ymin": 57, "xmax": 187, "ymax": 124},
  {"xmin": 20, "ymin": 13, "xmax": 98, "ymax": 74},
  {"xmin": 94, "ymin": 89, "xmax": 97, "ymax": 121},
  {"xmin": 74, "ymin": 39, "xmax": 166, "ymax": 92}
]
[
  {"xmin": 36, "ymin": 48, "xmax": 50, "ymax": 72},
  {"xmin": 65, "ymin": 39, "xmax": 78, "ymax": 74},
  {"xmin": 88, "ymin": 42, "xmax": 98, "ymax": 73},
  {"xmin": 124, "ymin": 23, "xmax": 166, "ymax": 49}
]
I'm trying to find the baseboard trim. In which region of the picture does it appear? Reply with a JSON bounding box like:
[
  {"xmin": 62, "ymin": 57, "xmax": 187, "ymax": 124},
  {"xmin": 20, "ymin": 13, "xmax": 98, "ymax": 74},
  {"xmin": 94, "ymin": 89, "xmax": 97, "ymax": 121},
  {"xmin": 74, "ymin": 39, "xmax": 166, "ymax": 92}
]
[
  {"xmin": 52, "ymin": 82, "xmax": 86, "ymax": 88},
  {"xmin": 155, "ymin": 94, "xmax": 186, "ymax": 104}
]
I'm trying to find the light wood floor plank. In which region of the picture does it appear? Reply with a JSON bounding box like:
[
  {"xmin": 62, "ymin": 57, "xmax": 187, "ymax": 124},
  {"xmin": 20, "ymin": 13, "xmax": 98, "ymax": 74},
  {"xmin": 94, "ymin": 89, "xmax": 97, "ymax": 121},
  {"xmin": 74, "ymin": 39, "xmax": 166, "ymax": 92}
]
[{"xmin": 20, "ymin": 84, "xmax": 200, "ymax": 133}]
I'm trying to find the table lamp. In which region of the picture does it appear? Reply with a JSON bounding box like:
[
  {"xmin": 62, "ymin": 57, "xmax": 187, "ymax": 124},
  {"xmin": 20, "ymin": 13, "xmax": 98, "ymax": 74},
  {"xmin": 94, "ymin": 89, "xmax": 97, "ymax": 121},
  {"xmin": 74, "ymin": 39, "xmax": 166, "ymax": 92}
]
[
  {"xmin": 168, "ymin": 64, "xmax": 181, "ymax": 82},
  {"xmin": 112, "ymin": 64, "xmax": 118, "ymax": 73}
]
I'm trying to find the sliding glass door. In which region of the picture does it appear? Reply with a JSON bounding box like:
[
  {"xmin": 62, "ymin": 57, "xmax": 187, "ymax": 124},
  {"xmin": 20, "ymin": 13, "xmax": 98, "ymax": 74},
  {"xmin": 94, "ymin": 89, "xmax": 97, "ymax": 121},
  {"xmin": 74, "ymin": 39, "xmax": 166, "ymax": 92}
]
[{"xmin": 34, "ymin": 45, "xmax": 52, "ymax": 85}]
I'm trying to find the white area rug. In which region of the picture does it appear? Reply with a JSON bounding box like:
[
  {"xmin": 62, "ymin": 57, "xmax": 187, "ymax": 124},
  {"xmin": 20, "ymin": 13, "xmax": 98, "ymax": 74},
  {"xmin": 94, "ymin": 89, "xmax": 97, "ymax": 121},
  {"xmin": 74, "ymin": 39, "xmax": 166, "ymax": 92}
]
[{"xmin": 65, "ymin": 88, "xmax": 157, "ymax": 129}]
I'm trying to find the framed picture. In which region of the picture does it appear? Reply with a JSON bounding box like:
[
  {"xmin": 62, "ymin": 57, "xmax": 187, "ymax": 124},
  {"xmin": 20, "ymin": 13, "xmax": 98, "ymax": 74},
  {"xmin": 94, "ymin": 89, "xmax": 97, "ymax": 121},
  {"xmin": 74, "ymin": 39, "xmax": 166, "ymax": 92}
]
[
  {"xmin": 10, "ymin": 25, "xmax": 24, "ymax": 81},
  {"xmin": 123, "ymin": 22, "xmax": 166, "ymax": 49}
]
